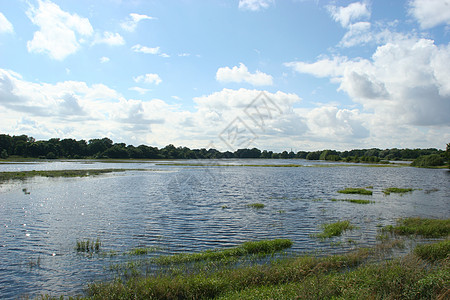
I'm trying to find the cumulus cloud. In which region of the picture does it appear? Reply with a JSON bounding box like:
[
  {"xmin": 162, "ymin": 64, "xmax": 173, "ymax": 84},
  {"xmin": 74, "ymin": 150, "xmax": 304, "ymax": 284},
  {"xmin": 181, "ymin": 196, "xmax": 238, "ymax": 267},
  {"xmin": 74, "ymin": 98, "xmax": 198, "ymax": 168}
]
[
  {"xmin": 327, "ymin": 1, "xmax": 371, "ymax": 28},
  {"xmin": 26, "ymin": 0, "xmax": 93, "ymax": 60},
  {"xmin": 216, "ymin": 63, "xmax": 273, "ymax": 86},
  {"xmin": 93, "ymin": 31, "xmax": 125, "ymax": 46},
  {"xmin": 129, "ymin": 87, "xmax": 150, "ymax": 94},
  {"xmin": 409, "ymin": 0, "xmax": 450, "ymax": 29},
  {"xmin": 120, "ymin": 13, "xmax": 155, "ymax": 32},
  {"xmin": 0, "ymin": 12, "xmax": 13, "ymax": 34},
  {"xmin": 134, "ymin": 73, "xmax": 162, "ymax": 85},
  {"xmin": 285, "ymin": 37, "xmax": 450, "ymax": 129},
  {"xmin": 131, "ymin": 44, "xmax": 160, "ymax": 54},
  {"xmin": 238, "ymin": 0, "xmax": 274, "ymax": 11}
]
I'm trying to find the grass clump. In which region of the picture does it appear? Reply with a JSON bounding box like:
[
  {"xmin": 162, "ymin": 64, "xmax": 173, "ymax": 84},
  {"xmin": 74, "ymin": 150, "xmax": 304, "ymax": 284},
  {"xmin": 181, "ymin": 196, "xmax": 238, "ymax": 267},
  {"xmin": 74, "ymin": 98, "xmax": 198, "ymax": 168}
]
[
  {"xmin": 76, "ymin": 239, "xmax": 101, "ymax": 253},
  {"xmin": 414, "ymin": 240, "xmax": 450, "ymax": 261},
  {"xmin": 383, "ymin": 187, "xmax": 414, "ymax": 195},
  {"xmin": 127, "ymin": 247, "xmax": 157, "ymax": 256},
  {"xmin": 0, "ymin": 169, "xmax": 136, "ymax": 182},
  {"xmin": 153, "ymin": 239, "xmax": 292, "ymax": 265},
  {"xmin": 337, "ymin": 188, "xmax": 372, "ymax": 195},
  {"xmin": 315, "ymin": 220, "xmax": 356, "ymax": 238},
  {"xmin": 247, "ymin": 203, "xmax": 265, "ymax": 209},
  {"xmin": 331, "ymin": 199, "xmax": 375, "ymax": 204},
  {"xmin": 383, "ymin": 217, "xmax": 450, "ymax": 238}
]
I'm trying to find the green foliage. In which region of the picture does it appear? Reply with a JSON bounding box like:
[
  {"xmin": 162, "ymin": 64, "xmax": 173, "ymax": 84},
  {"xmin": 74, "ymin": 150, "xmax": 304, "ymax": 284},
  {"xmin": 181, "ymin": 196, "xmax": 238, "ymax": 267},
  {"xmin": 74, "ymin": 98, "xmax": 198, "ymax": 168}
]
[
  {"xmin": 315, "ymin": 220, "xmax": 356, "ymax": 238},
  {"xmin": 337, "ymin": 188, "xmax": 373, "ymax": 195},
  {"xmin": 411, "ymin": 154, "xmax": 445, "ymax": 167},
  {"xmin": 382, "ymin": 187, "xmax": 414, "ymax": 195},
  {"xmin": 127, "ymin": 247, "xmax": 157, "ymax": 256},
  {"xmin": 331, "ymin": 198, "xmax": 375, "ymax": 204},
  {"xmin": 247, "ymin": 203, "xmax": 265, "ymax": 209},
  {"xmin": 414, "ymin": 240, "xmax": 450, "ymax": 261},
  {"xmin": 383, "ymin": 217, "xmax": 450, "ymax": 238}
]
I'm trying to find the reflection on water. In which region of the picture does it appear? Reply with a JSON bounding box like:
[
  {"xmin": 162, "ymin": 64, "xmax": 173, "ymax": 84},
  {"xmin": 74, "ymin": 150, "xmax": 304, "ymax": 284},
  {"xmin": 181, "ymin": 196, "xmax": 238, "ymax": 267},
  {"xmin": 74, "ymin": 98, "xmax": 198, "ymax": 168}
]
[{"xmin": 0, "ymin": 160, "xmax": 449, "ymax": 298}]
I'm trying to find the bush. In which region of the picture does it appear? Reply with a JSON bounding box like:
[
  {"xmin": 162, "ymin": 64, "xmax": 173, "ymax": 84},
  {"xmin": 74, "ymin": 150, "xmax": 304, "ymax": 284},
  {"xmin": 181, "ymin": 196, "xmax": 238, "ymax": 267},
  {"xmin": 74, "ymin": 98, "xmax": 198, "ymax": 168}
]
[{"xmin": 411, "ymin": 154, "xmax": 444, "ymax": 167}]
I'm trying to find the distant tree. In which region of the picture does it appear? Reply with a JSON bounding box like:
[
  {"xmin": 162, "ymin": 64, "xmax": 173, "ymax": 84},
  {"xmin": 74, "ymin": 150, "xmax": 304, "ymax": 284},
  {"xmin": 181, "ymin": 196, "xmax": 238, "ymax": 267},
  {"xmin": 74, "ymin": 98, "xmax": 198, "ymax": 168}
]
[
  {"xmin": 1, "ymin": 149, "xmax": 8, "ymax": 159},
  {"xmin": 306, "ymin": 151, "xmax": 321, "ymax": 160},
  {"xmin": 411, "ymin": 154, "xmax": 444, "ymax": 167}
]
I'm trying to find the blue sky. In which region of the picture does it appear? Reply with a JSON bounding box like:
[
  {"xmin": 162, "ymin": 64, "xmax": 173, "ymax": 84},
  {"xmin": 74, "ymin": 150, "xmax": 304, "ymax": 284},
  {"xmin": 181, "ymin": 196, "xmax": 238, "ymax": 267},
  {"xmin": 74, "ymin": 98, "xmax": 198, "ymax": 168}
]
[{"xmin": 0, "ymin": 0, "xmax": 449, "ymax": 151}]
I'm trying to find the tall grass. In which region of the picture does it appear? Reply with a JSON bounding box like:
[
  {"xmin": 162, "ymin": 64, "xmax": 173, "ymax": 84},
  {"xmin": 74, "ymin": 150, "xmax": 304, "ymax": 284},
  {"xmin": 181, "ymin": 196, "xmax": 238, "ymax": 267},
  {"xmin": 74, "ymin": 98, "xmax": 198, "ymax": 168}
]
[
  {"xmin": 314, "ymin": 220, "xmax": 356, "ymax": 238},
  {"xmin": 76, "ymin": 239, "xmax": 101, "ymax": 253}
]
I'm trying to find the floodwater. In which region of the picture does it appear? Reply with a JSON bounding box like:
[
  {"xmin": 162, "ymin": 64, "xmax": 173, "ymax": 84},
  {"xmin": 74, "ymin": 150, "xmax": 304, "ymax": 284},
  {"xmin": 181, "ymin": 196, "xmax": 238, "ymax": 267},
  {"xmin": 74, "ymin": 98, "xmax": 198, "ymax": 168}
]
[{"xmin": 0, "ymin": 159, "xmax": 449, "ymax": 298}]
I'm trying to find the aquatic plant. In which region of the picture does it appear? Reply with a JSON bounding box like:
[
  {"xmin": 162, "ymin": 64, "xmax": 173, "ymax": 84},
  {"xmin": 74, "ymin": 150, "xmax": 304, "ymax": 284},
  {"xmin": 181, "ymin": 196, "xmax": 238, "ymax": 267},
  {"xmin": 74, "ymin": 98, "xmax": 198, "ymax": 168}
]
[
  {"xmin": 0, "ymin": 169, "xmax": 142, "ymax": 182},
  {"xmin": 331, "ymin": 199, "xmax": 375, "ymax": 204},
  {"xmin": 337, "ymin": 188, "xmax": 372, "ymax": 195},
  {"xmin": 315, "ymin": 220, "xmax": 356, "ymax": 238},
  {"xmin": 127, "ymin": 247, "xmax": 157, "ymax": 256},
  {"xmin": 247, "ymin": 203, "xmax": 265, "ymax": 209},
  {"xmin": 76, "ymin": 238, "xmax": 101, "ymax": 253},
  {"xmin": 382, "ymin": 187, "xmax": 414, "ymax": 195},
  {"xmin": 153, "ymin": 239, "xmax": 293, "ymax": 265},
  {"xmin": 382, "ymin": 217, "xmax": 450, "ymax": 238}
]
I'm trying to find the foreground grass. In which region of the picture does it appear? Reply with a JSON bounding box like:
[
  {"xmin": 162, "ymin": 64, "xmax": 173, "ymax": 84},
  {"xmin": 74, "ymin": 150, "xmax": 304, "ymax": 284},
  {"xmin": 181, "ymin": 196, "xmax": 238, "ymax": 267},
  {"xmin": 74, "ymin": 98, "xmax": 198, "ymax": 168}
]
[
  {"xmin": 383, "ymin": 217, "xmax": 450, "ymax": 238},
  {"xmin": 0, "ymin": 169, "xmax": 140, "ymax": 182},
  {"xmin": 314, "ymin": 220, "xmax": 356, "ymax": 238},
  {"xmin": 85, "ymin": 242, "xmax": 449, "ymax": 300},
  {"xmin": 337, "ymin": 188, "xmax": 373, "ymax": 195},
  {"xmin": 414, "ymin": 239, "xmax": 450, "ymax": 261},
  {"xmin": 153, "ymin": 239, "xmax": 292, "ymax": 265}
]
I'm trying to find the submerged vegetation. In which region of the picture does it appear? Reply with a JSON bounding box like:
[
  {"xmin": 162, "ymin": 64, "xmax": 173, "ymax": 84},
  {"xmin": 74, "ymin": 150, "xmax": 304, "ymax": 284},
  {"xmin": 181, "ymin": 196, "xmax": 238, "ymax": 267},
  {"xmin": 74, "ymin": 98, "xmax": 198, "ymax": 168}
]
[
  {"xmin": 247, "ymin": 203, "xmax": 265, "ymax": 209},
  {"xmin": 337, "ymin": 187, "xmax": 373, "ymax": 195},
  {"xmin": 0, "ymin": 168, "xmax": 135, "ymax": 182},
  {"xmin": 331, "ymin": 198, "xmax": 375, "ymax": 204},
  {"xmin": 315, "ymin": 220, "xmax": 356, "ymax": 238}
]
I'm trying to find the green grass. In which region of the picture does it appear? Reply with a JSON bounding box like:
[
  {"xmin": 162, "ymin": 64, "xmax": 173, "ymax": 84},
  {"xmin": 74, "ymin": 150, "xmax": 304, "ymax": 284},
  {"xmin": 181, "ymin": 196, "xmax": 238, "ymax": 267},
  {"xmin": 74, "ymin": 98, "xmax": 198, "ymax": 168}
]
[
  {"xmin": 76, "ymin": 239, "xmax": 101, "ymax": 253},
  {"xmin": 247, "ymin": 203, "xmax": 265, "ymax": 209},
  {"xmin": 127, "ymin": 247, "xmax": 157, "ymax": 256},
  {"xmin": 84, "ymin": 243, "xmax": 449, "ymax": 300},
  {"xmin": 314, "ymin": 220, "xmax": 356, "ymax": 238},
  {"xmin": 414, "ymin": 240, "xmax": 450, "ymax": 261},
  {"xmin": 331, "ymin": 198, "xmax": 375, "ymax": 204},
  {"xmin": 152, "ymin": 239, "xmax": 293, "ymax": 265},
  {"xmin": 337, "ymin": 188, "xmax": 373, "ymax": 195},
  {"xmin": 382, "ymin": 187, "xmax": 414, "ymax": 195},
  {"xmin": 383, "ymin": 217, "xmax": 450, "ymax": 238},
  {"xmin": 0, "ymin": 169, "xmax": 141, "ymax": 182}
]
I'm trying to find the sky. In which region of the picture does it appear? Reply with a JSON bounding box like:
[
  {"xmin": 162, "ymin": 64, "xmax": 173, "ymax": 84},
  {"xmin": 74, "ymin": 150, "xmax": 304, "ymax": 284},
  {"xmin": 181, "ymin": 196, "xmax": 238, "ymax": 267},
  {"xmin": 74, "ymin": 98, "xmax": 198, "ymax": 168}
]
[{"xmin": 0, "ymin": 0, "xmax": 449, "ymax": 152}]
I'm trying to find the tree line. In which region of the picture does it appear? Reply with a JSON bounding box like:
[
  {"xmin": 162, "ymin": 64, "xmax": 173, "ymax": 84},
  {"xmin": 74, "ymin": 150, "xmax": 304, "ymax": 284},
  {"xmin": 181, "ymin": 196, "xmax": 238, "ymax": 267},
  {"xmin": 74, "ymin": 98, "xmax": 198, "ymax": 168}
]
[{"xmin": 0, "ymin": 134, "xmax": 447, "ymax": 164}]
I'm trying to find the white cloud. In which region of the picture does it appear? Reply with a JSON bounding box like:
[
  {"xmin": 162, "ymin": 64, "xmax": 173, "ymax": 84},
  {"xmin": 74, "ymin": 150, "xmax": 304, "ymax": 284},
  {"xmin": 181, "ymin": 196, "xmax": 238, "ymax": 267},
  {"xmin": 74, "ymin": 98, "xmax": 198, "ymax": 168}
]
[
  {"xmin": 26, "ymin": 0, "xmax": 93, "ymax": 60},
  {"xmin": 327, "ymin": 1, "xmax": 371, "ymax": 28},
  {"xmin": 286, "ymin": 37, "xmax": 450, "ymax": 129},
  {"xmin": 93, "ymin": 31, "xmax": 125, "ymax": 46},
  {"xmin": 339, "ymin": 22, "xmax": 372, "ymax": 47},
  {"xmin": 121, "ymin": 13, "xmax": 155, "ymax": 32},
  {"xmin": 178, "ymin": 53, "xmax": 190, "ymax": 57},
  {"xmin": 129, "ymin": 87, "xmax": 150, "ymax": 94},
  {"xmin": 238, "ymin": 0, "xmax": 274, "ymax": 11},
  {"xmin": 0, "ymin": 12, "xmax": 13, "ymax": 34},
  {"xmin": 216, "ymin": 63, "xmax": 273, "ymax": 86},
  {"xmin": 134, "ymin": 73, "xmax": 162, "ymax": 85},
  {"xmin": 100, "ymin": 56, "xmax": 110, "ymax": 63},
  {"xmin": 131, "ymin": 44, "xmax": 160, "ymax": 54},
  {"xmin": 409, "ymin": 0, "xmax": 450, "ymax": 29}
]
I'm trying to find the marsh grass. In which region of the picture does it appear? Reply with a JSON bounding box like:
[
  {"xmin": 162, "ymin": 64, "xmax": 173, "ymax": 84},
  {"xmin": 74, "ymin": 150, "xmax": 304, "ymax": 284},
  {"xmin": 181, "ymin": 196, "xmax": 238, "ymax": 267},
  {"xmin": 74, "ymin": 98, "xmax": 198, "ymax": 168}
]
[
  {"xmin": 382, "ymin": 217, "xmax": 450, "ymax": 238},
  {"xmin": 247, "ymin": 203, "xmax": 265, "ymax": 209},
  {"xmin": 331, "ymin": 198, "xmax": 375, "ymax": 204},
  {"xmin": 76, "ymin": 239, "xmax": 101, "ymax": 253},
  {"xmin": 152, "ymin": 239, "xmax": 293, "ymax": 265},
  {"xmin": 337, "ymin": 188, "xmax": 373, "ymax": 195},
  {"xmin": 314, "ymin": 220, "xmax": 356, "ymax": 238},
  {"xmin": 383, "ymin": 187, "xmax": 415, "ymax": 195},
  {"xmin": 0, "ymin": 169, "xmax": 141, "ymax": 182},
  {"xmin": 414, "ymin": 240, "xmax": 450, "ymax": 261},
  {"xmin": 127, "ymin": 247, "xmax": 158, "ymax": 256}
]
